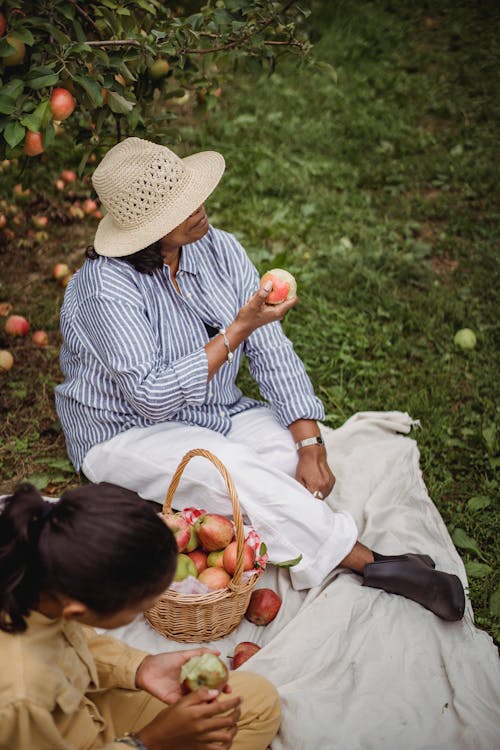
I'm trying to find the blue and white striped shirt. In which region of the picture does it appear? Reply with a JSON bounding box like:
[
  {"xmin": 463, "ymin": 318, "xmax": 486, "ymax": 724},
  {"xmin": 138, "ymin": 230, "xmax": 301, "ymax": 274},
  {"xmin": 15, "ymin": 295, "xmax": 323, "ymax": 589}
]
[{"xmin": 55, "ymin": 227, "xmax": 324, "ymax": 470}]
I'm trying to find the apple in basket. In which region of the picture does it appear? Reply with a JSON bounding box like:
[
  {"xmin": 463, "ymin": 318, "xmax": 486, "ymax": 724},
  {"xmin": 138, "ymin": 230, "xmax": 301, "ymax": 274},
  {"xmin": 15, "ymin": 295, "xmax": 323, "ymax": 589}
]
[
  {"xmin": 174, "ymin": 553, "xmax": 198, "ymax": 582},
  {"xmin": 232, "ymin": 641, "xmax": 261, "ymax": 669},
  {"xmin": 245, "ymin": 588, "xmax": 282, "ymax": 626},
  {"xmin": 180, "ymin": 653, "xmax": 229, "ymax": 692},
  {"xmin": 194, "ymin": 513, "xmax": 234, "ymax": 551},
  {"xmin": 187, "ymin": 549, "xmax": 208, "ymax": 575},
  {"xmin": 198, "ymin": 567, "xmax": 231, "ymax": 590},
  {"xmin": 260, "ymin": 268, "xmax": 297, "ymax": 305},
  {"xmin": 161, "ymin": 513, "xmax": 191, "ymax": 552},
  {"xmin": 207, "ymin": 549, "xmax": 225, "ymax": 568},
  {"xmin": 222, "ymin": 541, "xmax": 255, "ymax": 575}
]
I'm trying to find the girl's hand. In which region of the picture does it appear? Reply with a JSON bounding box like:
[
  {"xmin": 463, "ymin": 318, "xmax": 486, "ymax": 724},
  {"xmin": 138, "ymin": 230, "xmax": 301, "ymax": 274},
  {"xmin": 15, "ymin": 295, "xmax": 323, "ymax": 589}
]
[
  {"xmin": 135, "ymin": 648, "xmax": 230, "ymax": 704},
  {"xmin": 135, "ymin": 688, "xmax": 242, "ymax": 750}
]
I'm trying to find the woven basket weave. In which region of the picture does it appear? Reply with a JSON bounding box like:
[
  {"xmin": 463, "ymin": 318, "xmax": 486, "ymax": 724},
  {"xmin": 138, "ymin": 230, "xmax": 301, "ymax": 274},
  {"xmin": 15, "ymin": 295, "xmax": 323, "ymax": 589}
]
[{"xmin": 145, "ymin": 448, "xmax": 261, "ymax": 642}]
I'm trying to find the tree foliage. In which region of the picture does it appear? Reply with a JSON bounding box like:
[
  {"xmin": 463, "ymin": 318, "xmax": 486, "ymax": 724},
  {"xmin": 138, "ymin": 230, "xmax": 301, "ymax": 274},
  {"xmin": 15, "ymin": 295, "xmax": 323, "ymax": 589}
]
[{"xmin": 0, "ymin": 0, "xmax": 312, "ymax": 168}]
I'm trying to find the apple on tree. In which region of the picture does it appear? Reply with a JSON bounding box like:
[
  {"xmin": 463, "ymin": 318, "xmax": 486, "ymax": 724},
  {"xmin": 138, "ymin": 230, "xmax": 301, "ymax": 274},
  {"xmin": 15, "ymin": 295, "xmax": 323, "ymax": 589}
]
[
  {"xmin": 260, "ymin": 268, "xmax": 297, "ymax": 305},
  {"xmin": 50, "ymin": 88, "xmax": 76, "ymax": 121},
  {"xmin": 24, "ymin": 131, "xmax": 44, "ymax": 157}
]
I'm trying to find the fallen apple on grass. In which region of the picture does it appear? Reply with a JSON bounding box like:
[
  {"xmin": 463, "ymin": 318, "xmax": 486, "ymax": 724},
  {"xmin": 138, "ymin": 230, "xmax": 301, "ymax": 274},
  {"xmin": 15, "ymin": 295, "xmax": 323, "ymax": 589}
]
[
  {"xmin": 245, "ymin": 588, "xmax": 282, "ymax": 626},
  {"xmin": 5, "ymin": 314, "xmax": 29, "ymax": 337},
  {"xmin": 32, "ymin": 330, "xmax": 49, "ymax": 347},
  {"xmin": 180, "ymin": 653, "xmax": 229, "ymax": 692},
  {"xmin": 232, "ymin": 641, "xmax": 261, "ymax": 669},
  {"xmin": 194, "ymin": 513, "xmax": 234, "ymax": 552},
  {"xmin": 0, "ymin": 350, "xmax": 14, "ymax": 372},
  {"xmin": 454, "ymin": 328, "xmax": 477, "ymax": 350},
  {"xmin": 260, "ymin": 268, "xmax": 297, "ymax": 305},
  {"xmin": 53, "ymin": 262, "xmax": 71, "ymax": 281}
]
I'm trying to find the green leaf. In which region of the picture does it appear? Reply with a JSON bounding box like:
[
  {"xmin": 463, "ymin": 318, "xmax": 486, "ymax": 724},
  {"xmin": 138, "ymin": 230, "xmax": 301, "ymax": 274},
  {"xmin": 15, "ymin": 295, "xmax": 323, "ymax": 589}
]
[
  {"xmin": 107, "ymin": 90, "xmax": 134, "ymax": 114},
  {"xmin": 23, "ymin": 474, "xmax": 51, "ymax": 491},
  {"xmin": 482, "ymin": 423, "xmax": 497, "ymax": 454},
  {"xmin": 452, "ymin": 528, "xmax": 488, "ymax": 562},
  {"xmin": 20, "ymin": 100, "xmax": 51, "ymax": 132},
  {"xmin": 1, "ymin": 79, "xmax": 25, "ymax": 98},
  {"xmin": 0, "ymin": 95, "xmax": 17, "ymax": 115},
  {"xmin": 467, "ymin": 495, "xmax": 491, "ymax": 512},
  {"xmin": 276, "ymin": 554, "xmax": 303, "ymax": 568},
  {"xmin": 9, "ymin": 28, "xmax": 35, "ymax": 46},
  {"xmin": 4, "ymin": 121, "xmax": 25, "ymax": 148},
  {"xmin": 490, "ymin": 586, "xmax": 500, "ymax": 619},
  {"xmin": 35, "ymin": 458, "xmax": 75, "ymax": 472},
  {"xmin": 74, "ymin": 75, "xmax": 106, "ymax": 107},
  {"xmin": 27, "ymin": 73, "xmax": 59, "ymax": 90},
  {"xmin": 464, "ymin": 561, "xmax": 493, "ymax": 579}
]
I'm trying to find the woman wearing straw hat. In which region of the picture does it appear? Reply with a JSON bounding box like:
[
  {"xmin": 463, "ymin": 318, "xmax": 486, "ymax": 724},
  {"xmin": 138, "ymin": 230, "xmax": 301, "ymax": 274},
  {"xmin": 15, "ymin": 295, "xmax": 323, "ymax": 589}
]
[{"xmin": 55, "ymin": 137, "xmax": 464, "ymax": 621}]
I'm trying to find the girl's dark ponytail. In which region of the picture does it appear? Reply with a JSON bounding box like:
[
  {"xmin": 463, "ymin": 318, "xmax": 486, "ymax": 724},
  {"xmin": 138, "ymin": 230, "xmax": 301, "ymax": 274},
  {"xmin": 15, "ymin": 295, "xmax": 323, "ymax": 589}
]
[
  {"xmin": 0, "ymin": 482, "xmax": 177, "ymax": 633},
  {"xmin": 0, "ymin": 484, "xmax": 50, "ymax": 632}
]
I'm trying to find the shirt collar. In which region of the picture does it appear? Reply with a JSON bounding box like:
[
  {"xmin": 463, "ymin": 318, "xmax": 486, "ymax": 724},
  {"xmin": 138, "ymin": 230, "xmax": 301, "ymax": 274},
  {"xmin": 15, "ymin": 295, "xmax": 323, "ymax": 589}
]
[{"xmin": 177, "ymin": 226, "xmax": 211, "ymax": 276}]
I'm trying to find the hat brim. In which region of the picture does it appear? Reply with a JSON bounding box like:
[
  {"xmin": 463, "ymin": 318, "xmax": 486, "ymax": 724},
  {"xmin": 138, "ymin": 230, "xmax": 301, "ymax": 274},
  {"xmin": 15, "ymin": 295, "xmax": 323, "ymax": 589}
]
[{"xmin": 94, "ymin": 150, "xmax": 225, "ymax": 258}]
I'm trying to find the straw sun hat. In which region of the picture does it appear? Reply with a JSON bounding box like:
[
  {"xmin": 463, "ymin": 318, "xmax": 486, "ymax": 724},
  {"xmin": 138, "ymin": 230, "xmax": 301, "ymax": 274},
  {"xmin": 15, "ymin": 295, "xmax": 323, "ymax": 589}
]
[{"xmin": 91, "ymin": 137, "xmax": 225, "ymax": 257}]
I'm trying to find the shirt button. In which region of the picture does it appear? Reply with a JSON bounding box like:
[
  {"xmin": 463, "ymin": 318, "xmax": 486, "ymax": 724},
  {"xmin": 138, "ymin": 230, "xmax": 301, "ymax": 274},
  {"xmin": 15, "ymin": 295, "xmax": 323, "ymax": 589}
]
[{"xmin": 219, "ymin": 410, "xmax": 225, "ymax": 417}]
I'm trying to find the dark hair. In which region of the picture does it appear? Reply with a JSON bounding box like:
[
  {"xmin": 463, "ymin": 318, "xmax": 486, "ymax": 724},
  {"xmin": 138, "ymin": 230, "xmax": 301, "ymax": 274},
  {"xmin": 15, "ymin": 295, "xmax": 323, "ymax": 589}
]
[
  {"xmin": 0, "ymin": 482, "xmax": 177, "ymax": 633},
  {"xmin": 86, "ymin": 240, "xmax": 164, "ymax": 275}
]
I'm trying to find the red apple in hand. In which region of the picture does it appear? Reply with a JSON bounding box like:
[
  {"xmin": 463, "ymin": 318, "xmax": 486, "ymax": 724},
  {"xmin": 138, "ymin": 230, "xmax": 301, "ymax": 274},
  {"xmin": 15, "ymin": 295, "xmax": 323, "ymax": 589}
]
[
  {"xmin": 160, "ymin": 513, "xmax": 191, "ymax": 552},
  {"xmin": 260, "ymin": 268, "xmax": 297, "ymax": 305},
  {"xmin": 180, "ymin": 653, "xmax": 229, "ymax": 692},
  {"xmin": 222, "ymin": 541, "xmax": 255, "ymax": 575},
  {"xmin": 194, "ymin": 513, "xmax": 234, "ymax": 551},
  {"xmin": 232, "ymin": 641, "xmax": 261, "ymax": 669},
  {"xmin": 245, "ymin": 588, "xmax": 282, "ymax": 625}
]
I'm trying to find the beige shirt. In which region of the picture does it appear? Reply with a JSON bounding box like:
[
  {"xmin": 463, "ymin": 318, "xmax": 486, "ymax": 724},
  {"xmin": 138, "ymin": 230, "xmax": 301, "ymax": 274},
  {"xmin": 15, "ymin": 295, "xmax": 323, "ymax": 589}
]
[{"xmin": 0, "ymin": 610, "xmax": 148, "ymax": 750}]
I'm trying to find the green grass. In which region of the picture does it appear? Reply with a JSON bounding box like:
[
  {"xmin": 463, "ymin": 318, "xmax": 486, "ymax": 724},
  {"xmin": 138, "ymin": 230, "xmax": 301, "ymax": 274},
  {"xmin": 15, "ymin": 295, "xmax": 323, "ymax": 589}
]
[{"xmin": 0, "ymin": 0, "xmax": 498, "ymax": 640}]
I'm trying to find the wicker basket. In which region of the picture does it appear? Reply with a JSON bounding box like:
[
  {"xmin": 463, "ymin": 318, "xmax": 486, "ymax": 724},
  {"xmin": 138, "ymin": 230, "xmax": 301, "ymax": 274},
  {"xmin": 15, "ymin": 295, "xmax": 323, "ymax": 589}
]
[{"xmin": 145, "ymin": 448, "xmax": 261, "ymax": 642}]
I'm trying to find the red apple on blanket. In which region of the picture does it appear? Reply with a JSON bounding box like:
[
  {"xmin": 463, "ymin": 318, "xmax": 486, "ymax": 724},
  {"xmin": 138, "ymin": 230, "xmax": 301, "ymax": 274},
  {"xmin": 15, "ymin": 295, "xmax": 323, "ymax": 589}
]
[
  {"xmin": 222, "ymin": 541, "xmax": 255, "ymax": 575},
  {"xmin": 207, "ymin": 549, "xmax": 225, "ymax": 567},
  {"xmin": 180, "ymin": 653, "xmax": 229, "ymax": 692},
  {"xmin": 161, "ymin": 513, "xmax": 191, "ymax": 552},
  {"xmin": 187, "ymin": 549, "xmax": 208, "ymax": 575},
  {"xmin": 198, "ymin": 567, "xmax": 231, "ymax": 590},
  {"xmin": 245, "ymin": 588, "xmax": 282, "ymax": 625},
  {"xmin": 260, "ymin": 268, "xmax": 297, "ymax": 305},
  {"xmin": 194, "ymin": 513, "xmax": 234, "ymax": 551},
  {"xmin": 232, "ymin": 641, "xmax": 261, "ymax": 669},
  {"xmin": 173, "ymin": 553, "xmax": 198, "ymax": 581}
]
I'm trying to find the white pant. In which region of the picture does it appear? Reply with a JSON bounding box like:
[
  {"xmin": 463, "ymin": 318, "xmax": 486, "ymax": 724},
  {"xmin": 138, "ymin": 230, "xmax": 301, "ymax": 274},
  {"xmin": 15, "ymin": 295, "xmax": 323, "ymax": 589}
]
[{"xmin": 82, "ymin": 408, "xmax": 358, "ymax": 590}]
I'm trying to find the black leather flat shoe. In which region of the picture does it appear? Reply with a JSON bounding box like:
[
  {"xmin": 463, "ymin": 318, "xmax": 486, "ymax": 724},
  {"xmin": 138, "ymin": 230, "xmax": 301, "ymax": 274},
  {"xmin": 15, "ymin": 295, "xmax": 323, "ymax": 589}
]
[{"xmin": 363, "ymin": 555, "xmax": 465, "ymax": 621}]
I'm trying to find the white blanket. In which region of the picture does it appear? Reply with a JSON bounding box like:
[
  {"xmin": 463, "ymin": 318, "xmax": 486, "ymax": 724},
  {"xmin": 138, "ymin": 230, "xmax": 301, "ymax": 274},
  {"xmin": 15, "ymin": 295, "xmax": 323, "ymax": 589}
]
[{"xmin": 108, "ymin": 411, "xmax": 500, "ymax": 750}]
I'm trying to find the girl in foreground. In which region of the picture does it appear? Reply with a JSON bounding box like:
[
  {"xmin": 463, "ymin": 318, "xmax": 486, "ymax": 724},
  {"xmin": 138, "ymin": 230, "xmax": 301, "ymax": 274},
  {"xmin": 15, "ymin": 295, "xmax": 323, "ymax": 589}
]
[{"xmin": 0, "ymin": 483, "xmax": 280, "ymax": 750}]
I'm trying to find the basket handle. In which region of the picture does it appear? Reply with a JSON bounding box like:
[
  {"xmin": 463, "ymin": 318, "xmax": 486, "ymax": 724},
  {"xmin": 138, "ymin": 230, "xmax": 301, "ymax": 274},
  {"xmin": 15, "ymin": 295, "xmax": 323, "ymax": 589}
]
[{"xmin": 163, "ymin": 448, "xmax": 248, "ymax": 588}]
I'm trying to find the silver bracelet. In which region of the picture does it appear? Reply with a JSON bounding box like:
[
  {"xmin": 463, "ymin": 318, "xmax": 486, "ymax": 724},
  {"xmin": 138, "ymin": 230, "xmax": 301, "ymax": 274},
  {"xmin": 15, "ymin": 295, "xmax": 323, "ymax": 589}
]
[
  {"xmin": 219, "ymin": 327, "xmax": 234, "ymax": 364},
  {"xmin": 115, "ymin": 733, "xmax": 148, "ymax": 749},
  {"xmin": 295, "ymin": 435, "xmax": 325, "ymax": 451}
]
